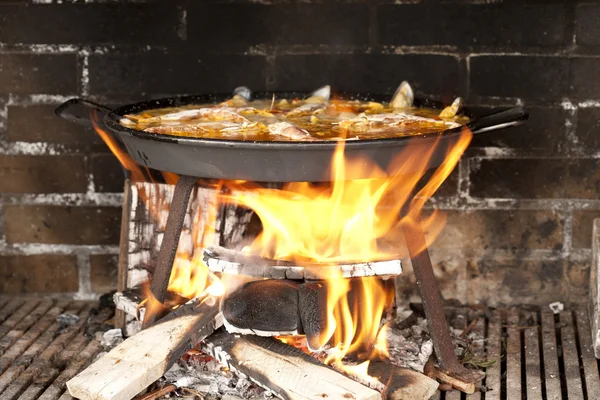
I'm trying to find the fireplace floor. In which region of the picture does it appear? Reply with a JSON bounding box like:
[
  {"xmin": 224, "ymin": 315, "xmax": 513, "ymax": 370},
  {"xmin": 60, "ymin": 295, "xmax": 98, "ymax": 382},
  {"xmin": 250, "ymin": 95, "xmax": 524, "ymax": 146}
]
[
  {"xmin": 431, "ymin": 305, "xmax": 600, "ymax": 400},
  {"xmin": 0, "ymin": 296, "xmax": 114, "ymax": 400},
  {"xmin": 1, "ymin": 296, "xmax": 598, "ymax": 400}
]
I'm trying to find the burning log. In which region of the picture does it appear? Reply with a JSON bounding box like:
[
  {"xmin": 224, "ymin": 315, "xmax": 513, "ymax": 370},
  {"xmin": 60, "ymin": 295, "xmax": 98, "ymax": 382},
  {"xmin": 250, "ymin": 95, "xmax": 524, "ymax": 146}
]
[
  {"xmin": 126, "ymin": 183, "xmax": 254, "ymax": 289},
  {"xmin": 120, "ymin": 180, "xmax": 253, "ymax": 332},
  {"xmin": 223, "ymin": 280, "xmax": 303, "ymax": 336},
  {"xmin": 221, "ymin": 277, "xmax": 394, "ymax": 347},
  {"xmin": 203, "ymin": 245, "xmax": 402, "ymax": 280},
  {"xmin": 330, "ymin": 361, "xmax": 439, "ymax": 400},
  {"xmin": 201, "ymin": 331, "xmax": 380, "ymax": 400},
  {"xmin": 66, "ymin": 299, "xmax": 222, "ymax": 400}
]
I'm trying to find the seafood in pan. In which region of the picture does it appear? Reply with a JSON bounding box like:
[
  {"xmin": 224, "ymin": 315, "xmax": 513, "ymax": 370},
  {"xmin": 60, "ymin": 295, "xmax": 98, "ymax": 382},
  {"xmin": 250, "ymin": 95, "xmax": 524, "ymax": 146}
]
[{"xmin": 119, "ymin": 82, "xmax": 469, "ymax": 141}]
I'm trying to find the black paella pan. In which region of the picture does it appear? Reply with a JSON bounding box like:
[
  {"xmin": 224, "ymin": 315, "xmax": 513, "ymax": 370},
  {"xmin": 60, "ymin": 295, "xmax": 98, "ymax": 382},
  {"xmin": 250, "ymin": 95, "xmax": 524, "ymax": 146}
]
[{"xmin": 55, "ymin": 92, "xmax": 528, "ymax": 182}]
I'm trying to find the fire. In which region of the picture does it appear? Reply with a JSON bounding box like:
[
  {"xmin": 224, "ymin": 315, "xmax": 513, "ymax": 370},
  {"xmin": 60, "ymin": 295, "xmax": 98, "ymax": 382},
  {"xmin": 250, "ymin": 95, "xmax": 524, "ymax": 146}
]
[
  {"xmin": 223, "ymin": 129, "xmax": 472, "ymax": 370},
  {"xmin": 91, "ymin": 107, "xmax": 471, "ymax": 376},
  {"xmin": 223, "ymin": 132, "xmax": 471, "ymax": 264},
  {"xmin": 91, "ymin": 113, "xmax": 223, "ymax": 311}
]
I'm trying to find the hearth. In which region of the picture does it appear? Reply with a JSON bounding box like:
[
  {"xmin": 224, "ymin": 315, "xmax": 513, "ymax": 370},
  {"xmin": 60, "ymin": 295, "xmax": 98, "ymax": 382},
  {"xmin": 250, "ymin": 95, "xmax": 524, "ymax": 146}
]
[{"xmin": 56, "ymin": 86, "xmax": 528, "ymax": 399}]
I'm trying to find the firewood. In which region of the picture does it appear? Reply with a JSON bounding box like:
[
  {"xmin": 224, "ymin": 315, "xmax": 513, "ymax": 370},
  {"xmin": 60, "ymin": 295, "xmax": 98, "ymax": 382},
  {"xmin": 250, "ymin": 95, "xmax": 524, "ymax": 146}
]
[
  {"xmin": 223, "ymin": 280, "xmax": 302, "ymax": 335},
  {"xmin": 431, "ymin": 369, "xmax": 475, "ymax": 394},
  {"xmin": 66, "ymin": 299, "xmax": 223, "ymax": 400},
  {"xmin": 202, "ymin": 331, "xmax": 380, "ymax": 400},
  {"xmin": 329, "ymin": 360, "xmax": 439, "ymax": 400},
  {"xmin": 113, "ymin": 290, "xmax": 145, "ymax": 323},
  {"xmin": 125, "ymin": 183, "xmax": 254, "ymax": 289},
  {"xmin": 204, "ymin": 245, "xmax": 402, "ymax": 280},
  {"xmin": 369, "ymin": 361, "xmax": 439, "ymax": 400}
]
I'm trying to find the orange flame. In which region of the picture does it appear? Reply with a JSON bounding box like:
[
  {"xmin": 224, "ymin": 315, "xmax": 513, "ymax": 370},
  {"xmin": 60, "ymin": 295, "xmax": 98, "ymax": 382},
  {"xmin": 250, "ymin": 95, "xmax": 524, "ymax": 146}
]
[
  {"xmin": 92, "ymin": 106, "xmax": 471, "ymax": 375},
  {"xmin": 223, "ymin": 129, "xmax": 472, "ymax": 369},
  {"xmin": 223, "ymin": 131, "xmax": 471, "ymax": 264},
  {"xmin": 91, "ymin": 112, "xmax": 223, "ymax": 317}
]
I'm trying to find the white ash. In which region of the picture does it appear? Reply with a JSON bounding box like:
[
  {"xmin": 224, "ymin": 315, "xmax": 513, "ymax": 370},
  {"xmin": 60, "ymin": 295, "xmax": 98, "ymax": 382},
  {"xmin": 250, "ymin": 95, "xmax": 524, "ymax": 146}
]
[
  {"xmin": 388, "ymin": 308, "xmax": 486, "ymax": 373},
  {"xmin": 386, "ymin": 318, "xmax": 434, "ymax": 373},
  {"xmin": 101, "ymin": 328, "xmax": 124, "ymax": 348},
  {"xmin": 56, "ymin": 313, "xmax": 79, "ymax": 327},
  {"xmin": 159, "ymin": 355, "xmax": 268, "ymax": 400}
]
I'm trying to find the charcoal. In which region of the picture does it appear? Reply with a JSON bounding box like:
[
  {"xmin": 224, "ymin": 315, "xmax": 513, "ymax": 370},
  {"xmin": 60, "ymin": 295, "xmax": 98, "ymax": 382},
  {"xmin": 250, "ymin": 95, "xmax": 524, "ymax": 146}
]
[
  {"xmin": 223, "ymin": 280, "xmax": 303, "ymax": 334},
  {"xmin": 298, "ymin": 282, "xmax": 328, "ymax": 350}
]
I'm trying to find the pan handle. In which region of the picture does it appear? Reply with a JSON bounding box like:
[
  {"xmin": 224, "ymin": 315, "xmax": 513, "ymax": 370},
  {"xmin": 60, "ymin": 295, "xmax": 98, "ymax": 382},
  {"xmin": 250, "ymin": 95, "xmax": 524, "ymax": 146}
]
[
  {"xmin": 468, "ymin": 106, "xmax": 529, "ymax": 135},
  {"xmin": 55, "ymin": 98, "xmax": 113, "ymax": 127}
]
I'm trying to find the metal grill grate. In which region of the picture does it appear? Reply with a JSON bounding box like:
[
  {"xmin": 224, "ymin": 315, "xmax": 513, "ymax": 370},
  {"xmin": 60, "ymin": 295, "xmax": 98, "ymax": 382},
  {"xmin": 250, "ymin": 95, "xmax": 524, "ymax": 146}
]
[
  {"xmin": 434, "ymin": 307, "xmax": 600, "ymax": 400},
  {"xmin": 1, "ymin": 297, "xmax": 599, "ymax": 399},
  {"xmin": 0, "ymin": 297, "xmax": 111, "ymax": 400}
]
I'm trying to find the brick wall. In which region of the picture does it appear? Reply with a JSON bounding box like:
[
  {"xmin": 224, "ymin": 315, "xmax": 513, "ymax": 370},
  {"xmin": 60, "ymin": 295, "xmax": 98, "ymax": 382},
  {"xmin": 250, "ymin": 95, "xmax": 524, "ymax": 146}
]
[{"xmin": 0, "ymin": 0, "xmax": 598, "ymax": 305}]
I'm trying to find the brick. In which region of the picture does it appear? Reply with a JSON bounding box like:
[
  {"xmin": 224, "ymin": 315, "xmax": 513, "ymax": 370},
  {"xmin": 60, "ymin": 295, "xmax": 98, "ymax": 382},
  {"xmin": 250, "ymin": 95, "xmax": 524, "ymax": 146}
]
[
  {"xmin": 576, "ymin": 4, "xmax": 600, "ymax": 46},
  {"xmin": 92, "ymin": 154, "xmax": 124, "ymax": 193},
  {"xmin": 570, "ymin": 58, "xmax": 600, "ymax": 100},
  {"xmin": 272, "ymin": 54, "xmax": 461, "ymax": 96},
  {"xmin": 420, "ymin": 167, "xmax": 458, "ymax": 198},
  {"xmin": 470, "ymin": 158, "xmax": 600, "ymax": 199},
  {"xmin": 0, "ymin": 255, "xmax": 79, "ymax": 293},
  {"xmin": 431, "ymin": 210, "xmax": 564, "ymax": 251},
  {"xmin": 7, "ymin": 104, "xmax": 103, "ymax": 147},
  {"xmin": 395, "ymin": 249, "xmax": 464, "ymax": 303},
  {"xmin": 576, "ymin": 108, "xmax": 600, "ymax": 154},
  {"xmin": 88, "ymin": 54, "xmax": 267, "ymax": 97},
  {"xmin": 573, "ymin": 210, "xmax": 600, "ymax": 249},
  {"xmin": 188, "ymin": 3, "xmax": 369, "ymax": 52},
  {"xmin": 0, "ymin": 54, "xmax": 77, "ymax": 94},
  {"xmin": 378, "ymin": 3, "xmax": 566, "ymax": 48},
  {"xmin": 470, "ymin": 56, "xmax": 568, "ymax": 101},
  {"xmin": 5, "ymin": 205, "xmax": 121, "ymax": 245},
  {"xmin": 90, "ymin": 254, "xmax": 118, "ymax": 293},
  {"xmin": 465, "ymin": 259, "xmax": 565, "ymax": 305},
  {"xmin": 0, "ymin": 4, "xmax": 181, "ymax": 45},
  {"xmin": 470, "ymin": 106, "xmax": 569, "ymax": 153},
  {"xmin": 564, "ymin": 259, "xmax": 590, "ymax": 300},
  {"xmin": 0, "ymin": 155, "xmax": 87, "ymax": 193}
]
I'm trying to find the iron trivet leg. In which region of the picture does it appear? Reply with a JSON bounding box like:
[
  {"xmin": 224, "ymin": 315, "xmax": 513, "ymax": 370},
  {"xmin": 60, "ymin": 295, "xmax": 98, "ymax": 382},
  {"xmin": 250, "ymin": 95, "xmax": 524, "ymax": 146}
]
[
  {"xmin": 142, "ymin": 175, "xmax": 198, "ymax": 329},
  {"xmin": 403, "ymin": 220, "xmax": 484, "ymax": 392}
]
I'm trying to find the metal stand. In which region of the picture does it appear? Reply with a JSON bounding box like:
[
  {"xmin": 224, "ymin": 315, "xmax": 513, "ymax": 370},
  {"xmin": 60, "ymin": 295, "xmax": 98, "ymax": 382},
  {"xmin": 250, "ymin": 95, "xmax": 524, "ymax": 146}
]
[
  {"xmin": 142, "ymin": 175, "xmax": 198, "ymax": 328},
  {"xmin": 403, "ymin": 219, "xmax": 484, "ymax": 390}
]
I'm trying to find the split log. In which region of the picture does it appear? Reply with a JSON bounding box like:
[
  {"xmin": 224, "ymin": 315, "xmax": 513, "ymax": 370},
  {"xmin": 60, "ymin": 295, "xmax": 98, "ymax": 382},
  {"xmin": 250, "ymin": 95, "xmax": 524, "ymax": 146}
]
[
  {"xmin": 119, "ymin": 181, "xmax": 254, "ymax": 332},
  {"xmin": 370, "ymin": 361, "xmax": 439, "ymax": 400},
  {"xmin": 67, "ymin": 299, "xmax": 223, "ymax": 400},
  {"xmin": 113, "ymin": 290, "xmax": 145, "ymax": 322},
  {"xmin": 330, "ymin": 361, "xmax": 439, "ymax": 400},
  {"xmin": 126, "ymin": 182, "xmax": 254, "ymax": 289},
  {"xmin": 204, "ymin": 245, "xmax": 402, "ymax": 280},
  {"xmin": 201, "ymin": 331, "xmax": 380, "ymax": 400},
  {"xmin": 223, "ymin": 280, "xmax": 303, "ymax": 336}
]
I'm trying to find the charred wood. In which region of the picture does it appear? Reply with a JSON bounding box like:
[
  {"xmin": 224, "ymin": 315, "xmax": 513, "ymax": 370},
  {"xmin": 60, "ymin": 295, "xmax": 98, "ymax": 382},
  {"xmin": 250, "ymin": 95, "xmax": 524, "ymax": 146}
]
[
  {"xmin": 223, "ymin": 280, "xmax": 303, "ymax": 336},
  {"xmin": 204, "ymin": 245, "xmax": 402, "ymax": 280}
]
